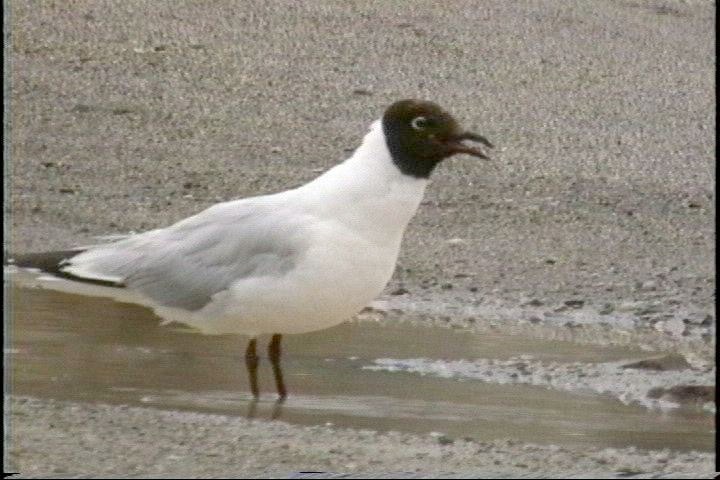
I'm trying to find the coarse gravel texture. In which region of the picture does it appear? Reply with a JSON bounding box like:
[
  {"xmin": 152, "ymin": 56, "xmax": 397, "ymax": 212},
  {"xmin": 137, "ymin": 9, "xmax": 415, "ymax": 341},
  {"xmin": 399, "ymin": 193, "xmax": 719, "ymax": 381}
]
[
  {"xmin": 6, "ymin": 396, "xmax": 717, "ymax": 478},
  {"xmin": 5, "ymin": 0, "xmax": 716, "ymax": 477}
]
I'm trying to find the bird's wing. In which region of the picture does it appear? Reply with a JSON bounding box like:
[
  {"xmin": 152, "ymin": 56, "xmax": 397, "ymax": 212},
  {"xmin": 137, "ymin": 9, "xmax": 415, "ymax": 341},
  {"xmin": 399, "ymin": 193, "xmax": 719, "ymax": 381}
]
[{"xmin": 62, "ymin": 196, "xmax": 310, "ymax": 311}]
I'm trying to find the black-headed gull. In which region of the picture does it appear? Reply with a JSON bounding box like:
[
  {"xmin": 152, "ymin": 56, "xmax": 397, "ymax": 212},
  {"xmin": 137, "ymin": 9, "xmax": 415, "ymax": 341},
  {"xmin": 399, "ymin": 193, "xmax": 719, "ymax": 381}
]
[{"xmin": 9, "ymin": 99, "xmax": 493, "ymax": 399}]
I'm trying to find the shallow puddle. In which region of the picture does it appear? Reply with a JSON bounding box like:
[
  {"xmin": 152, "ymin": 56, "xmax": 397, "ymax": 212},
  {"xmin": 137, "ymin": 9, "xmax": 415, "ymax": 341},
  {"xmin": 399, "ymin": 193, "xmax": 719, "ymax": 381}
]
[{"xmin": 7, "ymin": 283, "xmax": 714, "ymax": 452}]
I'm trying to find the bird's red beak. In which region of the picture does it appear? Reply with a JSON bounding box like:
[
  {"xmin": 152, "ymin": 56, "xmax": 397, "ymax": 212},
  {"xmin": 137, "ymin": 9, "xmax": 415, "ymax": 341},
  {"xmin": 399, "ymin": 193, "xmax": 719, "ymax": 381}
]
[{"xmin": 444, "ymin": 131, "xmax": 494, "ymax": 159}]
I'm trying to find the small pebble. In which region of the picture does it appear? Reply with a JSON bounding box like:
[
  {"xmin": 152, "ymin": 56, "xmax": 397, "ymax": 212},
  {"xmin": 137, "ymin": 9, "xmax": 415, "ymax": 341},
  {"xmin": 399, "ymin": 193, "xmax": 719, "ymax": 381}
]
[{"xmin": 564, "ymin": 299, "xmax": 585, "ymax": 309}]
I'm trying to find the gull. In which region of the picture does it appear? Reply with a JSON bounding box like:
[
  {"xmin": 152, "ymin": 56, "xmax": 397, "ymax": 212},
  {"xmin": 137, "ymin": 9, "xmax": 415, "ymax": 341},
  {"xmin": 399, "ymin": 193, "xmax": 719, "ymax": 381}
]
[{"xmin": 8, "ymin": 99, "xmax": 493, "ymax": 400}]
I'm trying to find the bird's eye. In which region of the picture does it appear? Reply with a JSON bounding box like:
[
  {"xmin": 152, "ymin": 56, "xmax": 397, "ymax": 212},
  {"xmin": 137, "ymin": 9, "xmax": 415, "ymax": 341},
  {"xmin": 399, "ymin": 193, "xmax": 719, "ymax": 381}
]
[{"xmin": 411, "ymin": 116, "xmax": 428, "ymax": 131}]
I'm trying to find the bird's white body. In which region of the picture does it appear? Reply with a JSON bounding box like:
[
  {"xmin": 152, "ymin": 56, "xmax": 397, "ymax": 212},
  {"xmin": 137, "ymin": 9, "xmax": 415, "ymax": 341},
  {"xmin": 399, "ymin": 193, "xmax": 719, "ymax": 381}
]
[{"xmin": 19, "ymin": 120, "xmax": 428, "ymax": 336}]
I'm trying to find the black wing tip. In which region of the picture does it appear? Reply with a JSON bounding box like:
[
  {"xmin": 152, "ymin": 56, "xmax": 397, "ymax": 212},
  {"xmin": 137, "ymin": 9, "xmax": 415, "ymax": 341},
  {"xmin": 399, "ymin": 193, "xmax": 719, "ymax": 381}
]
[
  {"xmin": 7, "ymin": 250, "xmax": 84, "ymax": 273},
  {"xmin": 7, "ymin": 249, "xmax": 126, "ymax": 289}
]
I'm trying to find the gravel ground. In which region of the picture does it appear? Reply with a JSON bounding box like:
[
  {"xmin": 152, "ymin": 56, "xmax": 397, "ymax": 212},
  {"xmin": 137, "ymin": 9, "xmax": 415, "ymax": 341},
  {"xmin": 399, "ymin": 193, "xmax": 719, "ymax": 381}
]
[
  {"xmin": 6, "ymin": 397, "xmax": 716, "ymax": 478},
  {"xmin": 5, "ymin": 0, "xmax": 716, "ymax": 476},
  {"xmin": 8, "ymin": 0, "xmax": 714, "ymax": 319}
]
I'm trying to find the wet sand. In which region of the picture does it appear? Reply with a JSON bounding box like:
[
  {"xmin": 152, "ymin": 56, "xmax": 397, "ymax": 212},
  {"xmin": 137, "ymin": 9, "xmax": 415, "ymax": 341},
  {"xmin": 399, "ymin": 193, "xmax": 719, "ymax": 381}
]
[
  {"xmin": 6, "ymin": 0, "xmax": 716, "ymax": 477},
  {"xmin": 8, "ymin": 396, "xmax": 715, "ymax": 478}
]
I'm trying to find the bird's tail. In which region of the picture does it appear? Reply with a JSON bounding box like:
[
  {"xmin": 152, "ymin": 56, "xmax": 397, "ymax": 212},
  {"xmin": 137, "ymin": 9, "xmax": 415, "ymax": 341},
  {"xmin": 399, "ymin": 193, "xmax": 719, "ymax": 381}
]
[{"xmin": 6, "ymin": 249, "xmax": 127, "ymax": 288}]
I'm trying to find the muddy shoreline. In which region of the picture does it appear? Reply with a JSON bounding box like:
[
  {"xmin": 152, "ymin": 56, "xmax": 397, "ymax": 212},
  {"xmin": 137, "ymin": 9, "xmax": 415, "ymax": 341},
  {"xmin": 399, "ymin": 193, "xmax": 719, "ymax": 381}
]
[{"xmin": 6, "ymin": 284, "xmax": 716, "ymax": 477}]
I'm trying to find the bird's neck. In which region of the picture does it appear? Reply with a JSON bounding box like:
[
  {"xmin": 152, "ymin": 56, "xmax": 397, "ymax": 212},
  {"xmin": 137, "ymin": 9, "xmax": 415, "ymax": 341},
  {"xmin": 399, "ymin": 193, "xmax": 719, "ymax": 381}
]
[{"xmin": 298, "ymin": 121, "xmax": 428, "ymax": 245}]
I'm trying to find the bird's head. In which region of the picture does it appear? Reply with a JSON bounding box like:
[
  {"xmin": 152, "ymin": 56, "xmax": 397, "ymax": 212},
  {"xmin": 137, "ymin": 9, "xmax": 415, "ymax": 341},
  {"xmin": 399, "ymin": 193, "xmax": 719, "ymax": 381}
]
[{"xmin": 382, "ymin": 99, "xmax": 493, "ymax": 178}]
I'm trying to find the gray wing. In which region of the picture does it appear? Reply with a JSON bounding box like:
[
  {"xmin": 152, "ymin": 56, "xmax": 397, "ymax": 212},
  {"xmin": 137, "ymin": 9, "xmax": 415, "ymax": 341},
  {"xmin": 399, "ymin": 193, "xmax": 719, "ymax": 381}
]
[{"xmin": 63, "ymin": 197, "xmax": 309, "ymax": 311}]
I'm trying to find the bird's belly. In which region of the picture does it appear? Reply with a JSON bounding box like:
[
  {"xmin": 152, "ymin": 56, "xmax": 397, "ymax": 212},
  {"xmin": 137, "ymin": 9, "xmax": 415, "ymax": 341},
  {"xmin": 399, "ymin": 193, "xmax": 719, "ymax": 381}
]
[{"xmin": 182, "ymin": 237, "xmax": 400, "ymax": 336}]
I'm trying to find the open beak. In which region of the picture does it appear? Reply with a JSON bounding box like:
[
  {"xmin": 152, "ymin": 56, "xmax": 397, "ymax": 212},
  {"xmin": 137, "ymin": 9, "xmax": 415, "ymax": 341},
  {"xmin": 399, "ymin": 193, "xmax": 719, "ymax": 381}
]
[{"xmin": 445, "ymin": 131, "xmax": 494, "ymax": 159}]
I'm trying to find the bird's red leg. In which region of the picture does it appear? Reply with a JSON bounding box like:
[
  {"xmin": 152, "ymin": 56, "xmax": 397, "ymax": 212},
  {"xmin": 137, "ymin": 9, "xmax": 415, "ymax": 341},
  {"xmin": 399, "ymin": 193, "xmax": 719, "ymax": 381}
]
[
  {"xmin": 268, "ymin": 334, "xmax": 287, "ymax": 400},
  {"xmin": 245, "ymin": 338, "xmax": 260, "ymax": 399}
]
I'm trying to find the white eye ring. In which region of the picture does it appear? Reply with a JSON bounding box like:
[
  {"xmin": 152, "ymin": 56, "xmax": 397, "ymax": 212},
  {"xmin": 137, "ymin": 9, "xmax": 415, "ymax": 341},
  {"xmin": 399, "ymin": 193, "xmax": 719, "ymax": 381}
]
[{"xmin": 411, "ymin": 116, "xmax": 428, "ymax": 131}]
